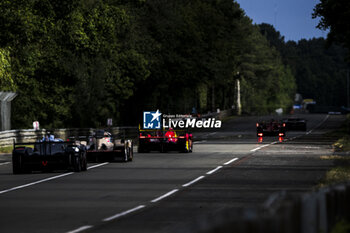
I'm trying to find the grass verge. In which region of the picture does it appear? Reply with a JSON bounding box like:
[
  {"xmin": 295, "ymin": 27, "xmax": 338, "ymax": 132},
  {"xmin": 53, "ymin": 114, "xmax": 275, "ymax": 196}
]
[
  {"xmin": 319, "ymin": 114, "xmax": 350, "ymax": 187},
  {"xmin": 331, "ymin": 219, "xmax": 350, "ymax": 233},
  {"xmin": 0, "ymin": 146, "xmax": 13, "ymax": 154},
  {"xmin": 333, "ymin": 135, "xmax": 350, "ymax": 151}
]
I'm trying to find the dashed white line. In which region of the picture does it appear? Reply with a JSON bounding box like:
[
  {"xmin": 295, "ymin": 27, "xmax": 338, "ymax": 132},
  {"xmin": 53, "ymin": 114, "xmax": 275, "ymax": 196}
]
[
  {"xmin": 194, "ymin": 140, "xmax": 207, "ymax": 144},
  {"xmin": 87, "ymin": 162, "xmax": 109, "ymax": 170},
  {"xmin": 207, "ymin": 132, "xmax": 217, "ymax": 136},
  {"xmin": 0, "ymin": 172, "xmax": 74, "ymax": 195},
  {"xmin": 182, "ymin": 176, "xmax": 205, "ymax": 187},
  {"xmin": 0, "ymin": 162, "xmax": 109, "ymax": 195},
  {"xmin": 66, "ymin": 225, "xmax": 93, "ymax": 233},
  {"xmin": 0, "ymin": 162, "xmax": 10, "ymax": 166},
  {"xmin": 206, "ymin": 166, "xmax": 223, "ymax": 175},
  {"xmin": 223, "ymin": 158, "xmax": 239, "ymax": 165},
  {"xmin": 103, "ymin": 205, "xmax": 146, "ymax": 222},
  {"xmin": 251, "ymin": 115, "xmax": 330, "ymax": 152},
  {"xmin": 151, "ymin": 189, "xmax": 179, "ymax": 203},
  {"xmin": 250, "ymin": 143, "xmax": 271, "ymax": 152}
]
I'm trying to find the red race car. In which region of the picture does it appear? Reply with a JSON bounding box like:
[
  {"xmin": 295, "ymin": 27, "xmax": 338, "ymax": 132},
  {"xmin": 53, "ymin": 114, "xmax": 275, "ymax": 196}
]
[
  {"xmin": 256, "ymin": 119, "xmax": 286, "ymax": 137},
  {"xmin": 138, "ymin": 129, "xmax": 193, "ymax": 153}
]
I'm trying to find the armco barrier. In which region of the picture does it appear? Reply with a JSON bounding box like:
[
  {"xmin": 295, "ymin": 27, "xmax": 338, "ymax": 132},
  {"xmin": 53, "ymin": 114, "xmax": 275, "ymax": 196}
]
[
  {"xmin": 186, "ymin": 182, "xmax": 350, "ymax": 233},
  {"xmin": 0, "ymin": 127, "xmax": 138, "ymax": 147},
  {"xmin": 0, "ymin": 108, "xmax": 234, "ymax": 148}
]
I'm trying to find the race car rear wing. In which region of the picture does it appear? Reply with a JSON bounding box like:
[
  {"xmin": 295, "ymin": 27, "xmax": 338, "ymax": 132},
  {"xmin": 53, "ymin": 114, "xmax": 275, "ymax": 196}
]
[
  {"xmin": 13, "ymin": 140, "xmax": 76, "ymax": 156},
  {"xmin": 138, "ymin": 128, "xmax": 192, "ymax": 139}
]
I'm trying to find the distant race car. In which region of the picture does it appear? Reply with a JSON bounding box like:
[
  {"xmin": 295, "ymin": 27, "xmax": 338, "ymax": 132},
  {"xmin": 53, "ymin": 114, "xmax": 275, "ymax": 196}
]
[
  {"xmin": 138, "ymin": 129, "xmax": 193, "ymax": 153},
  {"xmin": 12, "ymin": 135, "xmax": 87, "ymax": 174},
  {"xmin": 84, "ymin": 130, "xmax": 133, "ymax": 162},
  {"xmin": 283, "ymin": 118, "xmax": 307, "ymax": 131},
  {"xmin": 256, "ymin": 119, "xmax": 286, "ymax": 137}
]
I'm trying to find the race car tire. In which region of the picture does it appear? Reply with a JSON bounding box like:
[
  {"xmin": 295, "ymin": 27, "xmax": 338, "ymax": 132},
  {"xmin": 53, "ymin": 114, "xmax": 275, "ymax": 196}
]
[
  {"xmin": 183, "ymin": 144, "xmax": 190, "ymax": 153},
  {"xmin": 124, "ymin": 147, "xmax": 128, "ymax": 162},
  {"xmin": 189, "ymin": 140, "xmax": 193, "ymax": 153},
  {"xmin": 160, "ymin": 144, "xmax": 165, "ymax": 153},
  {"xmin": 128, "ymin": 143, "xmax": 133, "ymax": 161},
  {"xmin": 81, "ymin": 151, "xmax": 87, "ymax": 171},
  {"xmin": 138, "ymin": 145, "xmax": 148, "ymax": 153},
  {"xmin": 12, "ymin": 154, "xmax": 22, "ymax": 174},
  {"xmin": 73, "ymin": 154, "xmax": 82, "ymax": 172},
  {"xmin": 161, "ymin": 145, "xmax": 168, "ymax": 153}
]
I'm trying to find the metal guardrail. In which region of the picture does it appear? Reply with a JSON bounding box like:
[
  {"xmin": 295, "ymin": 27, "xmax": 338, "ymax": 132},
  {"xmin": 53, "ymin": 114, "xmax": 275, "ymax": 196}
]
[
  {"xmin": 0, "ymin": 108, "xmax": 234, "ymax": 148},
  {"xmin": 188, "ymin": 182, "xmax": 350, "ymax": 233},
  {"xmin": 0, "ymin": 127, "xmax": 139, "ymax": 147}
]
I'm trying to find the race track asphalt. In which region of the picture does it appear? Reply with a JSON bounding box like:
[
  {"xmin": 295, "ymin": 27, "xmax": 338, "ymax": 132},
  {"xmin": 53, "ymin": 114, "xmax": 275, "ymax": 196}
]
[{"xmin": 0, "ymin": 114, "xmax": 345, "ymax": 233}]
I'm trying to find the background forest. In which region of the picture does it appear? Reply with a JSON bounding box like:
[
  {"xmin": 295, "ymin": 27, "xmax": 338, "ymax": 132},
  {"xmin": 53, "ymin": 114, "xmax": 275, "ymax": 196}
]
[{"xmin": 0, "ymin": 0, "xmax": 348, "ymax": 128}]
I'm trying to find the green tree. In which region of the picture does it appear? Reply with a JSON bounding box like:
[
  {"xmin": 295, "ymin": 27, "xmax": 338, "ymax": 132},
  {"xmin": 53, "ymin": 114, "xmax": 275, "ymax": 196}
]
[
  {"xmin": 0, "ymin": 48, "xmax": 15, "ymax": 91},
  {"xmin": 313, "ymin": 0, "xmax": 350, "ymax": 56}
]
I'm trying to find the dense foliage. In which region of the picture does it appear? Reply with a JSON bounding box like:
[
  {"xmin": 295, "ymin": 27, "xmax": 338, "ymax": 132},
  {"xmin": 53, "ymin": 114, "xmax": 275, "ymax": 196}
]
[
  {"xmin": 260, "ymin": 23, "xmax": 349, "ymax": 107},
  {"xmin": 1, "ymin": 0, "xmax": 297, "ymax": 128},
  {"xmin": 313, "ymin": 0, "xmax": 350, "ymax": 57}
]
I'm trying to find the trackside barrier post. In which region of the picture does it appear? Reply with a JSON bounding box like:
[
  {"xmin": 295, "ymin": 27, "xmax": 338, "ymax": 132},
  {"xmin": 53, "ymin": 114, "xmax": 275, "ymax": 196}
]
[
  {"xmin": 301, "ymin": 193, "xmax": 318, "ymax": 233},
  {"xmin": 195, "ymin": 182, "xmax": 350, "ymax": 233},
  {"xmin": 317, "ymin": 190, "xmax": 328, "ymax": 233}
]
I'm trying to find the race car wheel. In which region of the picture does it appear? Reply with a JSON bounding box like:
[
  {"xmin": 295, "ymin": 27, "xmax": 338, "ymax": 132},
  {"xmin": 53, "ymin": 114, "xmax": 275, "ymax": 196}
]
[
  {"xmin": 189, "ymin": 140, "xmax": 193, "ymax": 153},
  {"xmin": 81, "ymin": 151, "xmax": 87, "ymax": 171},
  {"xmin": 138, "ymin": 145, "xmax": 148, "ymax": 153},
  {"xmin": 137, "ymin": 144, "xmax": 143, "ymax": 153},
  {"xmin": 12, "ymin": 154, "xmax": 22, "ymax": 174},
  {"xmin": 128, "ymin": 143, "xmax": 133, "ymax": 161},
  {"xmin": 160, "ymin": 144, "xmax": 165, "ymax": 153},
  {"xmin": 124, "ymin": 148, "xmax": 128, "ymax": 162},
  {"xmin": 183, "ymin": 145, "xmax": 190, "ymax": 153},
  {"xmin": 73, "ymin": 154, "xmax": 82, "ymax": 172}
]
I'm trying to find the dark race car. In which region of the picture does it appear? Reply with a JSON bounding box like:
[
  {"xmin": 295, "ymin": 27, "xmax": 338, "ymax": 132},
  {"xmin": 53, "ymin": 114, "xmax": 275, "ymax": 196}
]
[
  {"xmin": 256, "ymin": 119, "xmax": 286, "ymax": 137},
  {"xmin": 12, "ymin": 135, "xmax": 87, "ymax": 174},
  {"xmin": 84, "ymin": 130, "xmax": 133, "ymax": 162},
  {"xmin": 138, "ymin": 129, "xmax": 193, "ymax": 153},
  {"xmin": 283, "ymin": 118, "xmax": 307, "ymax": 131}
]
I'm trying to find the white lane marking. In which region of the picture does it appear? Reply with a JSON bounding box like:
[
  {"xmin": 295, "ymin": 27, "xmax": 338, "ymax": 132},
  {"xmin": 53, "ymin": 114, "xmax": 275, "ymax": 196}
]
[
  {"xmin": 87, "ymin": 162, "xmax": 109, "ymax": 170},
  {"xmin": 250, "ymin": 143, "xmax": 272, "ymax": 152},
  {"xmin": 103, "ymin": 205, "xmax": 145, "ymax": 222},
  {"xmin": 207, "ymin": 132, "xmax": 217, "ymax": 136},
  {"xmin": 66, "ymin": 225, "xmax": 93, "ymax": 233},
  {"xmin": 0, "ymin": 162, "xmax": 11, "ymax": 166},
  {"xmin": 194, "ymin": 140, "xmax": 207, "ymax": 144},
  {"xmin": 0, "ymin": 163, "xmax": 109, "ymax": 195},
  {"xmin": 288, "ymin": 115, "xmax": 329, "ymax": 140},
  {"xmin": 314, "ymin": 115, "xmax": 329, "ymax": 129},
  {"xmin": 151, "ymin": 189, "xmax": 179, "ymax": 203},
  {"xmin": 206, "ymin": 166, "xmax": 223, "ymax": 175},
  {"xmin": 0, "ymin": 172, "xmax": 74, "ymax": 195},
  {"xmin": 182, "ymin": 176, "xmax": 205, "ymax": 187},
  {"xmin": 223, "ymin": 158, "xmax": 239, "ymax": 165}
]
